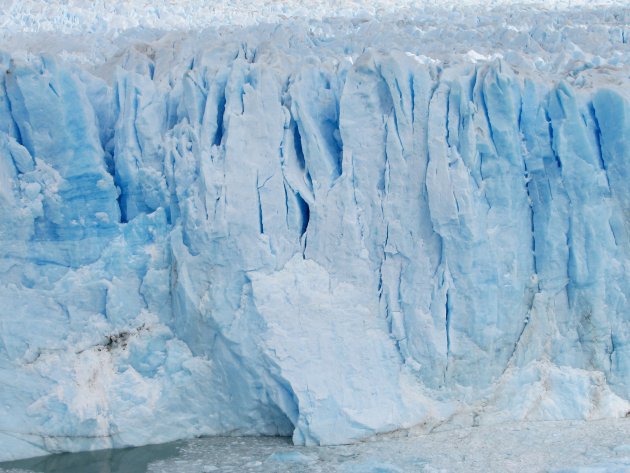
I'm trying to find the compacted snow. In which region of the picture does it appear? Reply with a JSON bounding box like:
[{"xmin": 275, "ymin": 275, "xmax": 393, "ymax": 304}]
[{"xmin": 0, "ymin": 0, "xmax": 630, "ymax": 463}]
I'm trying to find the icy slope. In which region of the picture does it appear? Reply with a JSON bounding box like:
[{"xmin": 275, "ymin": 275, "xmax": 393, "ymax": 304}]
[{"xmin": 1, "ymin": 4, "xmax": 630, "ymax": 461}]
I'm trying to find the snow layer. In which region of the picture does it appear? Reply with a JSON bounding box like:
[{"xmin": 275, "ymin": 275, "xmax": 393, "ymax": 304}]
[{"xmin": 1, "ymin": 2, "xmax": 630, "ymax": 462}]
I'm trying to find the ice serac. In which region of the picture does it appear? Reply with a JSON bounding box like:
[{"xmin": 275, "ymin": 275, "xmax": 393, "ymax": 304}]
[{"xmin": 1, "ymin": 12, "xmax": 630, "ymax": 461}]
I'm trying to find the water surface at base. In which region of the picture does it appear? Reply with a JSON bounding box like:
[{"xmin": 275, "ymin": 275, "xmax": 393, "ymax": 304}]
[
  {"xmin": 0, "ymin": 442, "xmax": 184, "ymax": 473},
  {"xmin": 2, "ymin": 419, "xmax": 630, "ymax": 472}
]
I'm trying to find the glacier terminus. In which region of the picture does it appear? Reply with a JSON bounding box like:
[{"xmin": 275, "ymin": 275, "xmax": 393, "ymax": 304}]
[{"xmin": 0, "ymin": 0, "xmax": 630, "ymax": 462}]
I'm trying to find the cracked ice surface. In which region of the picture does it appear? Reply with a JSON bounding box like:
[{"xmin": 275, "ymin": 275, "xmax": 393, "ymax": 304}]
[{"xmin": 1, "ymin": 1, "xmax": 630, "ymax": 462}]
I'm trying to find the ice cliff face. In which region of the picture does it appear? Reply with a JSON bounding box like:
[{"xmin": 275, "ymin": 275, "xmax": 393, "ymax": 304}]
[{"xmin": 1, "ymin": 5, "xmax": 630, "ymax": 461}]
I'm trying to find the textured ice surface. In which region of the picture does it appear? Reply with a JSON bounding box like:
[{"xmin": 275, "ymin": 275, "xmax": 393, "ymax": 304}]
[
  {"xmin": 1, "ymin": 1, "xmax": 630, "ymax": 462},
  {"xmin": 2, "ymin": 0, "xmax": 628, "ymax": 36}
]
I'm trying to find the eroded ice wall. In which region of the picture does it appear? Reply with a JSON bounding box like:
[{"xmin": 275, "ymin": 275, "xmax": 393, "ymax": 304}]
[{"xmin": 1, "ymin": 8, "xmax": 630, "ymax": 461}]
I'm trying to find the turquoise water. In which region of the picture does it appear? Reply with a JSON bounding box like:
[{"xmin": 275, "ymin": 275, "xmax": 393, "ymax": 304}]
[
  {"xmin": 0, "ymin": 436, "xmax": 405, "ymax": 473},
  {"xmin": 0, "ymin": 441, "xmax": 184, "ymax": 473}
]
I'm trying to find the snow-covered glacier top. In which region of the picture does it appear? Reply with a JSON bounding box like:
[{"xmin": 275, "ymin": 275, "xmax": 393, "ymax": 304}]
[
  {"xmin": 2, "ymin": 0, "xmax": 629, "ymax": 72},
  {"xmin": 2, "ymin": 0, "xmax": 628, "ymax": 36},
  {"xmin": 1, "ymin": 0, "xmax": 630, "ymax": 464}
]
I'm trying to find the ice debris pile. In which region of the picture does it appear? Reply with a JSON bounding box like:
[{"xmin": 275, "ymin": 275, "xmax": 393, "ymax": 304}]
[{"xmin": 1, "ymin": 2, "xmax": 630, "ymax": 462}]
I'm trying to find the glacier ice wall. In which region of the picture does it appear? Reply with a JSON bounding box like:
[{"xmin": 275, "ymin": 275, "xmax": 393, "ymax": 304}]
[{"xmin": 1, "ymin": 7, "xmax": 630, "ymax": 461}]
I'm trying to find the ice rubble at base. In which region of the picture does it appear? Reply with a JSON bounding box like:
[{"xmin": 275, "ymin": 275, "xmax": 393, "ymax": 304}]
[
  {"xmin": 1, "ymin": 4, "xmax": 630, "ymax": 462},
  {"xmin": 5, "ymin": 418, "xmax": 630, "ymax": 473}
]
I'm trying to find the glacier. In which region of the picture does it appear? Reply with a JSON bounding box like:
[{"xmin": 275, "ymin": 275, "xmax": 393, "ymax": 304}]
[{"xmin": 1, "ymin": 3, "xmax": 630, "ymax": 462}]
